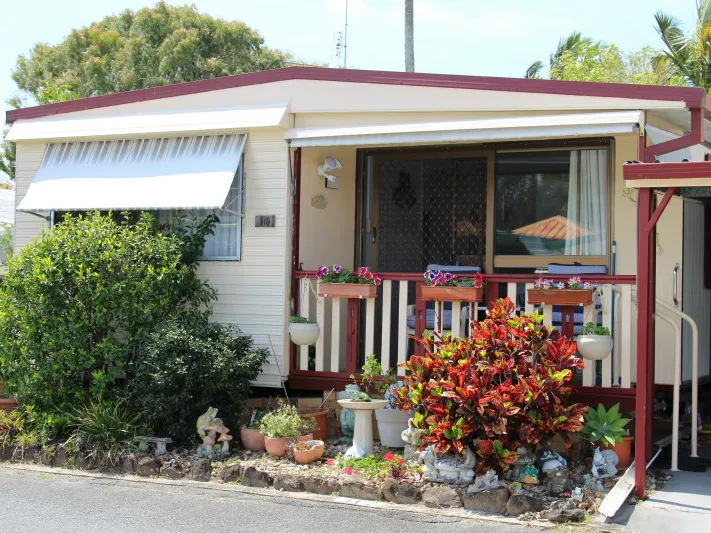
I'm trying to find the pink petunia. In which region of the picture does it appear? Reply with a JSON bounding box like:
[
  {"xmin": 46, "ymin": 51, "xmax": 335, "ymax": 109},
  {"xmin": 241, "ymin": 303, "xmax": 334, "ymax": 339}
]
[
  {"xmin": 383, "ymin": 452, "xmax": 395, "ymax": 461},
  {"xmin": 373, "ymin": 275, "xmax": 382, "ymax": 286},
  {"xmin": 325, "ymin": 459, "xmax": 335, "ymax": 466},
  {"xmin": 342, "ymin": 467, "xmax": 354, "ymax": 475},
  {"xmin": 364, "ymin": 271, "xmax": 373, "ymax": 280}
]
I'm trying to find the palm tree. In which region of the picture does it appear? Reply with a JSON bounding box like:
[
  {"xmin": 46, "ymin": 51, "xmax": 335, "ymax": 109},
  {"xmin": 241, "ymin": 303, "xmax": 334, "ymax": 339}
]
[
  {"xmin": 655, "ymin": 0, "xmax": 711, "ymax": 89},
  {"xmin": 405, "ymin": 0, "xmax": 415, "ymax": 72},
  {"xmin": 524, "ymin": 32, "xmax": 595, "ymax": 78}
]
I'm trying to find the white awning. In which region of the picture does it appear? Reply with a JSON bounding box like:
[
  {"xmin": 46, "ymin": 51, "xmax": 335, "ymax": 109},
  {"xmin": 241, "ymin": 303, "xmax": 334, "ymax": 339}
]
[
  {"xmin": 285, "ymin": 111, "xmax": 643, "ymax": 147},
  {"xmin": 6, "ymin": 106, "xmax": 287, "ymax": 141},
  {"xmin": 18, "ymin": 134, "xmax": 246, "ymax": 212}
]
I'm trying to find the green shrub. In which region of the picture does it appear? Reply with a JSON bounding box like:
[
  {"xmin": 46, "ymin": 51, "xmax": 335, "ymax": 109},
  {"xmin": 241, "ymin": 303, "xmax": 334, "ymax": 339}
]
[
  {"xmin": 258, "ymin": 402, "xmax": 314, "ymax": 438},
  {"xmin": 66, "ymin": 401, "xmax": 143, "ymax": 467},
  {"xmin": 0, "ymin": 211, "xmax": 216, "ymax": 411},
  {"xmin": 126, "ymin": 317, "xmax": 268, "ymax": 444},
  {"xmin": 582, "ymin": 403, "xmax": 631, "ymax": 446}
]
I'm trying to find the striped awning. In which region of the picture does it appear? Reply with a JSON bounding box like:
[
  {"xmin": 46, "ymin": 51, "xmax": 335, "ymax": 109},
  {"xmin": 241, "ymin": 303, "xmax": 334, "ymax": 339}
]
[{"xmin": 18, "ymin": 134, "xmax": 246, "ymax": 212}]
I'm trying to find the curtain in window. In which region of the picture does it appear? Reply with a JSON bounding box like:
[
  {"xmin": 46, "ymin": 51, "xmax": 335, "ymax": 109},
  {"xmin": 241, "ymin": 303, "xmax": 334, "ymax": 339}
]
[{"xmin": 566, "ymin": 150, "xmax": 607, "ymax": 255}]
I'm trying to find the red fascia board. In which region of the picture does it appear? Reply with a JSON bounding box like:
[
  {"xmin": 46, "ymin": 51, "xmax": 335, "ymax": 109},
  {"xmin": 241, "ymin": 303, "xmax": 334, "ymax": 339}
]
[
  {"xmin": 624, "ymin": 161, "xmax": 711, "ymax": 181},
  {"xmin": 6, "ymin": 66, "xmax": 706, "ymax": 123}
]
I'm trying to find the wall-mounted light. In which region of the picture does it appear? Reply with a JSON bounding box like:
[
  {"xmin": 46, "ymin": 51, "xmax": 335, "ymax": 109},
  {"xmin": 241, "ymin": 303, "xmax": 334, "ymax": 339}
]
[{"xmin": 317, "ymin": 156, "xmax": 342, "ymax": 189}]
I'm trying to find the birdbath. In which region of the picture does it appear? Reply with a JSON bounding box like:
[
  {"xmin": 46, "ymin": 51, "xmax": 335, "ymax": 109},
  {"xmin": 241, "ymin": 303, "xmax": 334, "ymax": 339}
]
[{"xmin": 337, "ymin": 399, "xmax": 388, "ymax": 457}]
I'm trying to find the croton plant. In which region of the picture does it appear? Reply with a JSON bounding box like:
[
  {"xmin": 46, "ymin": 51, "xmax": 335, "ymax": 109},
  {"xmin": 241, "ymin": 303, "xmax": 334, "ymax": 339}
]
[{"xmin": 397, "ymin": 297, "xmax": 587, "ymax": 474}]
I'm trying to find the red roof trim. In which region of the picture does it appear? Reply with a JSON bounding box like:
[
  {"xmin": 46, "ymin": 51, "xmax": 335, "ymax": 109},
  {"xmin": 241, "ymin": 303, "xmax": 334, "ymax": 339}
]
[
  {"xmin": 6, "ymin": 66, "xmax": 706, "ymax": 123},
  {"xmin": 623, "ymin": 161, "xmax": 711, "ymax": 181}
]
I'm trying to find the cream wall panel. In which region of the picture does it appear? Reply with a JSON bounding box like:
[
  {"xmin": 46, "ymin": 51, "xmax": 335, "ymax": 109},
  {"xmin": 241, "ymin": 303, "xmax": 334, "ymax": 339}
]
[{"xmin": 14, "ymin": 142, "xmax": 49, "ymax": 250}]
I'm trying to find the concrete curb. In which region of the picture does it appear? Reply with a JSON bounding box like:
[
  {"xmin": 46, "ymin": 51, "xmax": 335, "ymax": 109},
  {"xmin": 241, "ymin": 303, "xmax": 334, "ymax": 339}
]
[{"xmin": 1, "ymin": 462, "xmax": 555, "ymax": 529}]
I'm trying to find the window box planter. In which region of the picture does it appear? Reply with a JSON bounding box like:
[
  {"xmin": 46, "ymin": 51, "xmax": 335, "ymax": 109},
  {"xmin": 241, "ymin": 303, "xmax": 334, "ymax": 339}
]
[
  {"xmin": 577, "ymin": 334, "xmax": 613, "ymax": 361},
  {"xmin": 318, "ymin": 282, "xmax": 377, "ymax": 299},
  {"xmin": 527, "ymin": 288, "xmax": 593, "ymax": 306},
  {"xmin": 421, "ymin": 286, "xmax": 483, "ymax": 302}
]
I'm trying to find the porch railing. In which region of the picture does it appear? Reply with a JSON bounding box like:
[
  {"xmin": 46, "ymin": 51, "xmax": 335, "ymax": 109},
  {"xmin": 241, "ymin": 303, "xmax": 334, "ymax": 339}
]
[{"xmin": 290, "ymin": 272, "xmax": 636, "ymax": 390}]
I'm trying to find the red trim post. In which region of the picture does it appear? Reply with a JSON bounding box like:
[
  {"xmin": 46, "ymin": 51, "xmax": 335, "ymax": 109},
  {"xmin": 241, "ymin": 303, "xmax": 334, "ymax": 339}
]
[
  {"xmin": 289, "ymin": 147, "xmax": 302, "ymax": 375},
  {"xmin": 635, "ymin": 186, "xmax": 655, "ymax": 499},
  {"xmin": 345, "ymin": 299, "xmax": 360, "ymax": 374}
]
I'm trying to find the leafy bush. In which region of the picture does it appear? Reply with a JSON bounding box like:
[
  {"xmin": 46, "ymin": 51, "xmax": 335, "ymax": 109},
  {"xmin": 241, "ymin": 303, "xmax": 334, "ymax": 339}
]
[
  {"xmin": 258, "ymin": 402, "xmax": 313, "ymax": 438},
  {"xmin": 398, "ymin": 298, "xmax": 587, "ymax": 474},
  {"xmin": 582, "ymin": 403, "xmax": 630, "ymax": 446},
  {"xmin": 0, "ymin": 212, "xmax": 216, "ymax": 411},
  {"xmin": 127, "ymin": 317, "xmax": 268, "ymax": 444},
  {"xmin": 581, "ymin": 323, "xmax": 611, "ymax": 336},
  {"xmin": 66, "ymin": 401, "xmax": 143, "ymax": 467},
  {"xmin": 0, "ymin": 405, "xmax": 45, "ymax": 450}
]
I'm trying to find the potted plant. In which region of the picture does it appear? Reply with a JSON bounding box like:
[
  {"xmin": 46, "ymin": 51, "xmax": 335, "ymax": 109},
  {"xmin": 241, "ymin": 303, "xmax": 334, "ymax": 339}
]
[
  {"xmin": 316, "ymin": 265, "xmax": 381, "ymax": 299},
  {"xmin": 289, "ymin": 316, "xmax": 320, "ymax": 346},
  {"xmin": 258, "ymin": 402, "xmax": 314, "ymax": 457},
  {"xmin": 293, "ymin": 440, "xmax": 325, "ymax": 464},
  {"xmin": 582, "ymin": 403, "xmax": 633, "ymax": 470},
  {"xmin": 421, "ymin": 271, "xmax": 484, "ymax": 302},
  {"xmin": 240, "ymin": 410, "xmax": 266, "ymax": 452},
  {"xmin": 374, "ymin": 381, "xmax": 412, "ymax": 448},
  {"xmin": 577, "ymin": 323, "xmax": 613, "ymax": 361},
  {"xmin": 527, "ymin": 276, "xmax": 594, "ymax": 306}
]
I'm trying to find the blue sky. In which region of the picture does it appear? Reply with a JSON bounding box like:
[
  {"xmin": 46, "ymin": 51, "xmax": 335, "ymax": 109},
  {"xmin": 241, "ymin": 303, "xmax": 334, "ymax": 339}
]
[{"xmin": 1, "ymin": 0, "xmax": 700, "ymax": 114}]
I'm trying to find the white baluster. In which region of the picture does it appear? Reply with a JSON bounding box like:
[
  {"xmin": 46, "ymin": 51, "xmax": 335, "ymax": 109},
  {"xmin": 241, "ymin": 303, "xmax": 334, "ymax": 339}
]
[
  {"xmin": 582, "ymin": 303, "xmax": 596, "ymax": 386},
  {"xmin": 299, "ymin": 278, "xmax": 311, "ymax": 371},
  {"xmin": 331, "ymin": 297, "xmax": 342, "ymax": 372},
  {"xmin": 315, "ymin": 294, "xmax": 326, "ymax": 372},
  {"xmin": 620, "ymin": 284, "xmax": 633, "ymax": 388},
  {"xmin": 397, "ymin": 281, "xmax": 408, "ymax": 376},
  {"xmin": 601, "ymin": 285, "xmax": 613, "ymax": 387},
  {"xmin": 381, "ymin": 281, "xmax": 392, "ymax": 371},
  {"xmin": 365, "ymin": 297, "xmax": 375, "ymax": 360}
]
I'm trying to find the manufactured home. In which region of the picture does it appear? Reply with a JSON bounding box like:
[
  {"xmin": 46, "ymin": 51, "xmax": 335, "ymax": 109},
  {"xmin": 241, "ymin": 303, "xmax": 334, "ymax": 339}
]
[{"xmin": 6, "ymin": 67, "xmax": 711, "ymax": 496}]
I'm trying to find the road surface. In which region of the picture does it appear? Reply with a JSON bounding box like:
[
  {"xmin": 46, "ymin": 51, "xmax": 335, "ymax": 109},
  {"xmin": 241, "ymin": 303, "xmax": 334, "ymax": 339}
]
[{"xmin": 0, "ymin": 465, "xmax": 545, "ymax": 533}]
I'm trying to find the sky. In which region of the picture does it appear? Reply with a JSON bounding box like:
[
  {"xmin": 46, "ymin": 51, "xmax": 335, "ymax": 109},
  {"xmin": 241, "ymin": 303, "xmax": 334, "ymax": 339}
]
[{"xmin": 0, "ymin": 0, "xmax": 700, "ymax": 115}]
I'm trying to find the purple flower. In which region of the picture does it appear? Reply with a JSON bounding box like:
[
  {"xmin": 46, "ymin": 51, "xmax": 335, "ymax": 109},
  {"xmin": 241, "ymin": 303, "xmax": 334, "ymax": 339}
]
[
  {"xmin": 584, "ymin": 282, "xmax": 592, "ymax": 290},
  {"xmin": 556, "ymin": 282, "xmax": 566, "ymax": 289},
  {"xmin": 333, "ymin": 265, "xmax": 342, "ymax": 274},
  {"xmin": 444, "ymin": 273, "xmax": 454, "ymax": 282}
]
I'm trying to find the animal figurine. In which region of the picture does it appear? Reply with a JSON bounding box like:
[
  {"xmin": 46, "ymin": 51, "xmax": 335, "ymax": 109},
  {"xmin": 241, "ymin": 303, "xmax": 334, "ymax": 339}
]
[{"xmin": 591, "ymin": 447, "xmax": 618, "ymax": 479}]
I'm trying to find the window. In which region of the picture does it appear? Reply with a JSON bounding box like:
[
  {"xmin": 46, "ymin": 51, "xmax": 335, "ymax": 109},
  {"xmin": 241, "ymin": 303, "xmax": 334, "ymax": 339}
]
[
  {"xmin": 157, "ymin": 157, "xmax": 245, "ymax": 260},
  {"xmin": 494, "ymin": 149, "xmax": 608, "ymax": 260}
]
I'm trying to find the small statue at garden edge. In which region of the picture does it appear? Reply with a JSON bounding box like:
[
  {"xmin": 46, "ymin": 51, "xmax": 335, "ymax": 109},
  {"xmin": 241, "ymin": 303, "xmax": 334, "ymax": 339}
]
[{"xmin": 196, "ymin": 407, "xmax": 233, "ymax": 459}]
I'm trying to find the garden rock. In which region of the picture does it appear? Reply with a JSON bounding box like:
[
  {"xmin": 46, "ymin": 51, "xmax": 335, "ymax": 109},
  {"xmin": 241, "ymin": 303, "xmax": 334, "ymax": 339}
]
[
  {"xmin": 137, "ymin": 456, "xmax": 161, "ymax": 476},
  {"xmin": 189, "ymin": 459, "xmax": 212, "ymax": 482},
  {"xmin": 462, "ymin": 487, "xmax": 510, "ymax": 514},
  {"xmin": 302, "ymin": 476, "xmax": 340, "ymax": 495},
  {"xmin": 541, "ymin": 501, "xmax": 585, "ymax": 522},
  {"xmin": 122, "ymin": 455, "xmax": 137, "ymax": 474},
  {"xmin": 340, "ymin": 480, "xmax": 383, "ymax": 501},
  {"xmin": 382, "ymin": 479, "xmax": 422, "ymax": 505},
  {"xmin": 75, "ymin": 454, "xmax": 95, "ymax": 471},
  {"xmin": 219, "ymin": 463, "xmax": 243, "ymax": 483},
  {"xmin": 273, "ymin": 474, "xmax": 304, "ymax": 492},
  {"xmin": 422, "ymin": 484, "xmax": 462, "ymax": 508},
  {"xmin": 52, "ymin": 447, "xmax": 68, "ymax": 468},
  {"xmin": 160, "ymin": 464, "xmax": 184, "ymax": 480},
  {"xmin": 240, "ymin": 466, "xmax": 272, "ymax": 488},
  {"xmin": 546, "ymin": 469, "xmax": 572, "ymax": 496},
  {"xmin": 507, "ymin": 494, "xmax": 543, "ymax": 516}
]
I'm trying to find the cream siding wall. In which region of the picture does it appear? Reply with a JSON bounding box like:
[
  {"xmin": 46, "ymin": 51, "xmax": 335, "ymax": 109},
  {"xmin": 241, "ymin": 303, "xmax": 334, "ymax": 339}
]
[{"xmin": 13, "ymin": 133, "xmax": 291, "ymax": 388}]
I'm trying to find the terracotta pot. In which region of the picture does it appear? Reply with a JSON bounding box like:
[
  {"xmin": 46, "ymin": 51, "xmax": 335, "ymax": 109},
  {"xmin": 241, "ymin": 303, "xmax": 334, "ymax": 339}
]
[
  {"xmin": 299, "ymin": 409, "xmax": 329, "ymax": 441},
  {"xmin": 318, "ymin": 282, "xmax": 376, "ymax": 299},
  {"xmin": 293, "ymin": 440, "xmax": 325, "ymax": 464},
  {"xmin": 421, "ymin": 286, "xmax": 483, "ymax": 303},
  {"xmin": 0, "ymin": 398, "xmax": 17, "ymax": 414},
  {"xmin": 527, "ymin": 288, "xmax": 593, "ymax": 306},
  {"xmin": 603, "ymin": 436, "xmax": 634, "ymax": 471},
  {"xmin": 264, "ymin": 434, "xmax": 313, "ymax": 457},
  {"xmin": 239, "ymin": 427, "xmax": 265, "ymax": 452}
]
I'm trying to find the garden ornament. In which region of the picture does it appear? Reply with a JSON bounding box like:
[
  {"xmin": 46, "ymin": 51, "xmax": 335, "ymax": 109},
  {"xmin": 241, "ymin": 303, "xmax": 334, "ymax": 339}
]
[
  {"xmin": 518, "ymin": 464, "xmax": 539, "ymax": 485},
  {"xmin": 591, "ymin": 447, "xmax": 618, "ymax": 479},
  {"xmin": 401, "ymin": 418, "xmax": 426, "ymax": 461},
  {"xmin": 570, "ymin": 487, "xmax": 584, "ymax": 502},
  {"xmin": 337, "ymin": 384, "xmax": 362, "ymax": 445},
  {"xmin": 420, "ymin": 445, "xmax": 476, "ymax": 484},
  {"xmin": 508, "ymin": 446, "xmax": 536, "ymax": 481},
  {"xmin": 196, "ymin": 407, "xmax": 232, "ymax": 459},
  {"xmin": 467, "ymin": 469, "xmax": 502, "ymax": 493},
  {"xmin": 540, "ymin": 450, "xmax": 567, "ymax": 474},
  {"xmin": 137, "ymin": 436, "xmax": 173, "ymax": 457},
  {"xmin": 344, "ymin": 445, "xmax": 366, "ymax": 460}
]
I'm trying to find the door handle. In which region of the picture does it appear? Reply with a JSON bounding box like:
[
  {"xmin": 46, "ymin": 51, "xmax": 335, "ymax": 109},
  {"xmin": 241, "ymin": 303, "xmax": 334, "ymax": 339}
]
[{"xmin": 672, "ymin": 263, "xmax": 679, "ymax": 307}]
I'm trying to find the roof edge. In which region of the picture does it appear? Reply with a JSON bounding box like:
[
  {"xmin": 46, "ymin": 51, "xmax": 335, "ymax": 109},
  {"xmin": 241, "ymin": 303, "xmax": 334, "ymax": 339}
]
[{"xmin": 6, "ymin": 66, "xmax": 706, "ymax": 124}]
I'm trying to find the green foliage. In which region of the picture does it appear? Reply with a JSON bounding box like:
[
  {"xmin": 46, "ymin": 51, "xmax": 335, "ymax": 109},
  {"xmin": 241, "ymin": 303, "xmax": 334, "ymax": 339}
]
[
  {"xmin": 582, "ymin": 323, "xmax": 611, "ymax": 336},
  {"xmin": 338, "ymin": 451, "xmax": 416, "ymax": 480},
  {"xmin": 126, "ymin": 317, "xmax": 268, "ymax": 444},
  {"xmin": 0, "ymin": 211, "xmax": 215, "ymax": 412},
  {"xmin": 10, "ymin": 1, "xmax": 295, "ymax": 107},
  {"xmin": 350, "ymin": 354, "xmax": 395, "ymax": 395},
  {"xmin": 65, "ymin": 401, "xmax": 143, "ymax": 467},
  {"xmin": 0, "ymin": 127, "xmax": 14, "ymax": 180},
  {"xmin": 289, "ymin": 316, "xmax": 316, "ymax": 324},
  {"xmin": 582, "ymin": 403, "xmax": 631, "ymax": 446},
  {"xmin": 258, "ymin": 402, "xmax": 313, "ymax": 439},
  {"xmin": 0, "ymin": 222, "xmax": 12, "ymax": 264}
]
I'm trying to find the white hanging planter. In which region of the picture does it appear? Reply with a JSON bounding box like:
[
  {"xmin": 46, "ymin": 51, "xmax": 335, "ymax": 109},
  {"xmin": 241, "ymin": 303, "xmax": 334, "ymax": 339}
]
[
  {"xmin": 577, "ymin": 334, "xmax": 613, "ymax": 361},
  {"xmin": 289, "ymin": 322, "xmax": 320, "ymax": 346}
]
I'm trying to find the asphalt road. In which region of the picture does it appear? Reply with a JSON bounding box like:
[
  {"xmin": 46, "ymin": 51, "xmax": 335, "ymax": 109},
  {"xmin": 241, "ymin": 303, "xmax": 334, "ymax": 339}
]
[{"xmin": 0, "ymin": 465, "xmax": 545, "ymax": 533}]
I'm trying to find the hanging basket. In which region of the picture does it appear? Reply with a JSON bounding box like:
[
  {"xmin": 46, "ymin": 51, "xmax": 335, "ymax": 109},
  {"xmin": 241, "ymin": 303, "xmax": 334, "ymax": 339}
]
[
  {"xmin": 421, "ymin": 286, "xmax": 483, "ymax": 302},
  {"xmin": 318, "ymin": 282, "xmax": 377, "ymax": 299},
  {"xmin": 527, "ymin": 288, "xmax": 593, "ymax": 306},
  {"xmin": 289, "ymin": 323, "xmax": 321, "ymax": 346}
]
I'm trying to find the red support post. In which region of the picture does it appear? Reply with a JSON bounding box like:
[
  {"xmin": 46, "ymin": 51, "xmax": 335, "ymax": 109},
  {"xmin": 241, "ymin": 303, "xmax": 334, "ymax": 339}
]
[
  {"xmin": 345, "ymin": 298, "xmax": 360, "ymax": 374},
  {"xmin": 486, "ymin": 282, "xmax": 500, "ymax": 309},
  {"xmin": 289, "ymin": 147, "xmax": 302, "ymax": 376},
  {"xmin": 414, "ymin": 282, "xmax": 426, "ymax": 356},
  {"xmin": 635, "ymin": 187, "xmax": 655, "ymax": 499}
]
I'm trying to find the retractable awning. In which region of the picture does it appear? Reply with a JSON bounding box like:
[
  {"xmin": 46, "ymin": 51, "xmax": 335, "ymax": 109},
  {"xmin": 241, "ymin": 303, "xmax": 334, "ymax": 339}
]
[
  {"xmin": 285, "ymin": 111, "xmax": 644, "ymax": 147},
  {"xmin": 18, "ymin": 134, "xmax": 246, "ymax": 212}
]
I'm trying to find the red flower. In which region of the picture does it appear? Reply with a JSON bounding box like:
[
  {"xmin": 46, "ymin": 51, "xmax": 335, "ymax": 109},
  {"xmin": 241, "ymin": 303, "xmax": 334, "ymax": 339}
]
[
  {"xmin": 325, "ymin": 459, "xmax": 335, "ymax": 466},
  {"xmin": 397, "ymin": 458, "xmax": 405, "ymax": 464},
  {"xmin": 342, "ymin": 467, "xmax": 354, "ymax": 475},
  {"xmin": 383, "ymin": 452, "xmax": 396, "ymax": 461},
  {"xmin": 364, "ymin": 271, "xmax": 373, "ymax": 280}
]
